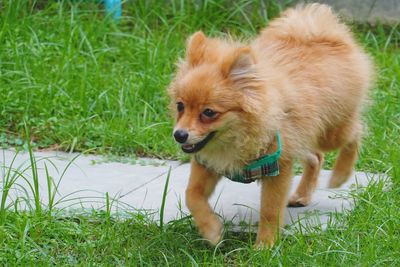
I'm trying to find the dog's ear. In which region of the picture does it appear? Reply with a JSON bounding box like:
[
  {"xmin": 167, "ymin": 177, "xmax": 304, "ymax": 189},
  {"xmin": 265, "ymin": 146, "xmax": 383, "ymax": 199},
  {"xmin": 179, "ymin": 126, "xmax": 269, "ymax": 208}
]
[
  {"xmin": 221, "ymin": 47, "xmax": 256, "ymax": 80},
  {"xmin": 222, "ymin": 47, "xmax": 263, "ymax": 114},
  {"xmin": 186, "ymin": 31, "xmax": 207, "ymax": 67}
]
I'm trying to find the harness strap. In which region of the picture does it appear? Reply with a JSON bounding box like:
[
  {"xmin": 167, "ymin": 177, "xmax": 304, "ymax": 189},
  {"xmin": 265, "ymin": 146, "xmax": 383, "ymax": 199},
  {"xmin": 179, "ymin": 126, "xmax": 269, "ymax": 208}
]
[{"xmin": 224, "ymin": 131, "xmax": 282, "ymax": 183}]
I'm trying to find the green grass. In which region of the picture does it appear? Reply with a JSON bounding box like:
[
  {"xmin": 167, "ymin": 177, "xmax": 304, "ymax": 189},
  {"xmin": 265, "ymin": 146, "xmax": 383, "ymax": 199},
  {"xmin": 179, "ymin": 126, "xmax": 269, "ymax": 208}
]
[
  {"xmin": 0, "ymin": 0, "xmax": 292, "ymax": 159},
  {"xmin": 1, "ymin": 181, "xmax": 399, "ymax": 265},
  {"xmin": 0, "ymin": 0, "xmax": 399, "ymax": 265}
]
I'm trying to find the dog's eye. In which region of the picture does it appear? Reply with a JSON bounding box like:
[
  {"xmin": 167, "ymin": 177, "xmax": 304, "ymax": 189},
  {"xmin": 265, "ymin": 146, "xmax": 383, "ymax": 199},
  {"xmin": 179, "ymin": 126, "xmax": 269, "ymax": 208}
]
[
  {"xmin": 202, "ymin": 108, "xmax": 217, "ymax": 118},
  {"xmin": 177, "ymin": 102, "xmax": 184, "ymax": 113}
]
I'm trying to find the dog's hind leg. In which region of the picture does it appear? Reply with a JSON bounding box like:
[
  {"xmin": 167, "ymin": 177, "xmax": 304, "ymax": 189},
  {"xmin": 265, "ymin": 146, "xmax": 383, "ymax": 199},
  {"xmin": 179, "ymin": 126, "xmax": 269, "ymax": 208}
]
[
  {"xmin": 328, "ymin": 119, "xmax": 362, "ymax": 188},
  {"xmin": 288, "ymin": 152, "xmax": 324, "ymax": 207},
  {"xmin": 328, "ymin": 139, "xmax": 359, "ymax": 188}
]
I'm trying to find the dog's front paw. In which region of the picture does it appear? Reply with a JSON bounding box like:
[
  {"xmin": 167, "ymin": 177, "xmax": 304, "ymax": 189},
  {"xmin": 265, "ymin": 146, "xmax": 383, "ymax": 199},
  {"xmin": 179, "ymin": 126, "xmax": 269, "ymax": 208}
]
[
  {"xmin": 255, "ymin": 226, "xmax": 278, "ymax": 249},
  {"xmin": 288, "ymin": 192, "xmax": 311, "ymax": 207},
  {"xmin": 197, "ymin": 214, "xmax": 223, "ymax": 245},
  {"xmin": 254, "ymin": 237, "xmax": 275, "ymax": 250}
]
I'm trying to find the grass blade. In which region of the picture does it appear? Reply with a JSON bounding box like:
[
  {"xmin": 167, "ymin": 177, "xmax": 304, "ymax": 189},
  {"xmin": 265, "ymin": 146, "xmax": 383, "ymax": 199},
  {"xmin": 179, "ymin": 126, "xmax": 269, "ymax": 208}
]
[{"xmin": 159, "ymin": 166, "xmax": 171, "ymax": 231}]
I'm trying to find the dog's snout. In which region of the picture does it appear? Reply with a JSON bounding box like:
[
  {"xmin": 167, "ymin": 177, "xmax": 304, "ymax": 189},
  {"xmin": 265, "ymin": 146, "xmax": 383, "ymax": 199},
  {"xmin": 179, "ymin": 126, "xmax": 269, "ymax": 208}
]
[{"xmin": 174, "ymin": 129, "xmax": 189, "ymax": 143}]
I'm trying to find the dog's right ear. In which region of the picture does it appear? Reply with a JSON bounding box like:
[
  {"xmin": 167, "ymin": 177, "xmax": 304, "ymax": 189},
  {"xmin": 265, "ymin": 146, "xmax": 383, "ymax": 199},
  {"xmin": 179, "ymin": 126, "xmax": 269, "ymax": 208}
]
[{"xmin": 186, "ymin": 31, "xmax": 207, "ymax": 67}]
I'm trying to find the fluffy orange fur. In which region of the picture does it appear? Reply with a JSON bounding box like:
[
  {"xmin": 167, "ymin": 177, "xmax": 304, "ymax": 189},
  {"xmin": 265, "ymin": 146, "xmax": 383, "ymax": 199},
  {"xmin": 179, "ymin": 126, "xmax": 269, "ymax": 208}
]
[{"xmin": 167, "ymin": 4, "xmax": 374, "ymax": 247}]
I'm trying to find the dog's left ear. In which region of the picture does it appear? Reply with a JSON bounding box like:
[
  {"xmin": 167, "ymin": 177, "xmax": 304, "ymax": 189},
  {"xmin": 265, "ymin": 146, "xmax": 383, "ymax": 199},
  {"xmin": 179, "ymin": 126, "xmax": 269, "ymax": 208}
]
[{"xmin": 221, "ymin": 47, "xmax": 256, "ymax": 80}]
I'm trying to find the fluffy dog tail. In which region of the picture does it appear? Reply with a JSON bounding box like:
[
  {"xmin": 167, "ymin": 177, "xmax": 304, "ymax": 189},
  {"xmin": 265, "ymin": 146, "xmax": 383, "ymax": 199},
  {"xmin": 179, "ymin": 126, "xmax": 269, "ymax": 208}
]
[{"xmin": 265, "ymin": 3, "xmax": 353, "ymax": 46}]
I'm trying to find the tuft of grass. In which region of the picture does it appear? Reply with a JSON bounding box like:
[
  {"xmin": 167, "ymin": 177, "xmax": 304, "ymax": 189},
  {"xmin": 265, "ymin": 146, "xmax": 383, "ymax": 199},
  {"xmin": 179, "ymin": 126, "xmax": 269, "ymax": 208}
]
[
  {"xmin": 24, "ymin": 123, "xmax": 41, "ymax": 215},
  {"xmin": 0, "ymin": 151, "xmax": 20, "ymax": 223}
]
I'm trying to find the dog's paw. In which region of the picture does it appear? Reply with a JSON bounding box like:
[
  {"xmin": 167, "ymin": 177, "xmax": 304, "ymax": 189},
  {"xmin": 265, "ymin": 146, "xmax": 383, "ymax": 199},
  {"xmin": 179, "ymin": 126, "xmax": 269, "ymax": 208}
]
[
  {"xmin": 254, "ymin": 229, "xmax": 276, "ymax": 249},
  {"xmin": 198, "ymin": 215, "xmax": 223, "ymax": 246},
  {"xmin": 288, "ymin": 193, "xmax": 311, "ymax": 207},
  {"xmin": 254, "ymin": 238, "xmax": 275, "ymax": 250},
  {"xmin": 328, "ymin": 175, "xmax": 346, "ymax": 188}
]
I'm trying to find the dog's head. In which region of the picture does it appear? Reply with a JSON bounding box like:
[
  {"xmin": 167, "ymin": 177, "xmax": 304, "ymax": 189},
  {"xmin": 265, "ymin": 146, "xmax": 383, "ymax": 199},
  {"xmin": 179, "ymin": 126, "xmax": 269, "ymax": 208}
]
[{"xmin": 167, "ymin": 31, "xmax": 265, "ymax": 154}]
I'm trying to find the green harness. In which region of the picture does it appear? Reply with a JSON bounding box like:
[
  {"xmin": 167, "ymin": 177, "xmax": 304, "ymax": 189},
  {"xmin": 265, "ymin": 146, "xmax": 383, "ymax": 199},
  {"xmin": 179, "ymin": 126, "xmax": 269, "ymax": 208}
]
[{"xmin": 224, "ymin": 131, "xmax": 282, "ymax": 184}]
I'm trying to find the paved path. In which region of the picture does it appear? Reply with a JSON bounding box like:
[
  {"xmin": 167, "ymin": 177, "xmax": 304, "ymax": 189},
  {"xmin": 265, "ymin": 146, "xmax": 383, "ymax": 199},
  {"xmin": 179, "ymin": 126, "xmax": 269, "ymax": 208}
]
[
  {"xmin": 305, "ymin": 0, "xmax": 400, "ymax": 23},
  {"xmin": 0, "ymin": 149, "xmax": 382, "ymax": 230}
]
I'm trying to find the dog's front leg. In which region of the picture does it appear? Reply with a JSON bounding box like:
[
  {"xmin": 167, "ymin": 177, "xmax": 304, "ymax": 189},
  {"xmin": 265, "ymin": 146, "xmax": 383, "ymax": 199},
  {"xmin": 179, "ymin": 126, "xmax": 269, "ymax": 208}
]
[
  {"xmin": 186, "ymin": 158, "xmax": 222, "ymax": 245},
  {"xmin": 256, "ymin": 159, "xmax": 293, "ymax": 248}
]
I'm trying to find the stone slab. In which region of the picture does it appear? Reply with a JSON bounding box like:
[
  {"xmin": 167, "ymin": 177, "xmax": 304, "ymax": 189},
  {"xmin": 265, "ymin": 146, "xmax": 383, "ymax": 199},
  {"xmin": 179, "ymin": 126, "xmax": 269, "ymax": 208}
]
[
  {"xmin": 0, "ymin": 149, "xmax": 384, "ymax": 230},
  {"xmin": 136, "ymin": 164, "xmax": 383, "ymax": 230},
  {"xmin": 0, "ymin": 149, "xmax": 180, "ymax": 211},
  {"xmin": 303, "ymin": 0, "xmax": 400, "ymax": 23}
]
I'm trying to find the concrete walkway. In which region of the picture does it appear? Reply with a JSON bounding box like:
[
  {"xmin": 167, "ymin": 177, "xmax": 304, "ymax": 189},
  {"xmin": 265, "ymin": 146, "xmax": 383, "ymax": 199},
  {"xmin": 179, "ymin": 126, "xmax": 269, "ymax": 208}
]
[
  {"xmin": 305, "ymin": 0, "xmax": 400, "ymax": 23},
  {"xmin": 0, "ymin": 149, "xmax": 383, "ymax": 230}
]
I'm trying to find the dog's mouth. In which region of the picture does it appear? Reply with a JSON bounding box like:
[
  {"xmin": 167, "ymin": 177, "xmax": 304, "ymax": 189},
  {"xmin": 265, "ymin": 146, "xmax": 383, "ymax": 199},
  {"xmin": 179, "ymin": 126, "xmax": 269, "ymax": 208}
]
[{"xmin": 181, "ymin": 131, "xmax": 216, "ymax": 154}]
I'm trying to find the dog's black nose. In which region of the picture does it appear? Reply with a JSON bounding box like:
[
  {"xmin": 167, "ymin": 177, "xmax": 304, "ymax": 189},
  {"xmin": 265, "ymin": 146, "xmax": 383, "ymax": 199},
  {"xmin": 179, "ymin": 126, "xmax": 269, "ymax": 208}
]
[{"xmin": 174, "ymin": 129, "xmax": 189, "ymax": 143}]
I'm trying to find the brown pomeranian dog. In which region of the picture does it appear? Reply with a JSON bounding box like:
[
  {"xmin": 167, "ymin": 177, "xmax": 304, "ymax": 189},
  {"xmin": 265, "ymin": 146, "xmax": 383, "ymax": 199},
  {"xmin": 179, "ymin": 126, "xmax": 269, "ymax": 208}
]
[{"xmin": 167, "ymin": 4, "xmax": 374, "ymax": 247}]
